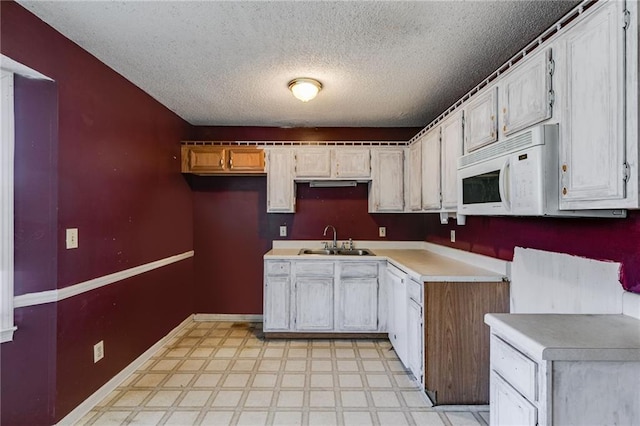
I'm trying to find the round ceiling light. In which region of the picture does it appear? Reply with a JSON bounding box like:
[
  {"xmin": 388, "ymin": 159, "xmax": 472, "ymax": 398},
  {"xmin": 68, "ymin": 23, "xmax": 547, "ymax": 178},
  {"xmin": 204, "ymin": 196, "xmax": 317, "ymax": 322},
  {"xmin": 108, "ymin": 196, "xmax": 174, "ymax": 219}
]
[{"xmin": 288, "ymin": 78, "xmax": 322, "ymax": 102}]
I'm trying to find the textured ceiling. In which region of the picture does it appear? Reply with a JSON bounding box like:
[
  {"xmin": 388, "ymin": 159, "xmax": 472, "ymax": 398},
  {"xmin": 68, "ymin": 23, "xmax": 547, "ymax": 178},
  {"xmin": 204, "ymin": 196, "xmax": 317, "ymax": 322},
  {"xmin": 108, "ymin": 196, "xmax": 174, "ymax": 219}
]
[{"xmin": 18, "ymin": 1, "xmax": 580, "ymax": 128}]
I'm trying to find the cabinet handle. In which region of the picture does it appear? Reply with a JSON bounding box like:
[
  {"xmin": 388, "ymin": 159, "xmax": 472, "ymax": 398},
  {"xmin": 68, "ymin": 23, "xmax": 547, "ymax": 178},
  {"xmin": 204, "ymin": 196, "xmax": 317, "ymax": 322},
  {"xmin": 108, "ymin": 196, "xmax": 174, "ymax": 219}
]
[
  {"xmin": 562, "ymin": 187, "xmax": 568, "ymax": 196},
  {"xmin": 219, "ymin": 158, "xmax": 223, "ymax": 167},
  {"xmin": 562, "ymin": 164, "xmax": 567, "ymax": 173},
  {"xmin": 503, "ymin": 125, "xmax": 507, "ymax": 133},
  {"xmin": 230, "ymin": 157, "xmax": 234, "ymax": 169}
]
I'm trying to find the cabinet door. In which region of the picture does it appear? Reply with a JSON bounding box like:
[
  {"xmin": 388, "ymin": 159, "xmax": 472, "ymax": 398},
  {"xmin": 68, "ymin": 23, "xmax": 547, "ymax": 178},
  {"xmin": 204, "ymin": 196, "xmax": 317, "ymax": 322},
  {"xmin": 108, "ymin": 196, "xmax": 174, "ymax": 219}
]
[
  {"xmin": 334, "ymin": 148, "xmax": 370, "ymax": 178},
  {"xmin": 338, "ymin": 278, "xmax": 378, "ymax": 331},
  {"xmin": 407, "ymin": 297, "xmax": 423, "ymax": 384},
  {"xmin": 295, "ymin": 277, "xmax": 334, "ymax": 331},
  {"xmin": 490, "ymin": 373, "xmax": 537, "ymax": 426},
  {"xmin": 421, "ymin": 128, "xmax": 441, "ymax": 210},
  {"xmin": 408, "ymin": 141, "xmax": 422, "ymax": 211},
  {"xmin": 266, "ymin": 149, "xmax": 295, "ymax": 213},
  {"xmin": 295, "ymin": 148, "xmax": 331, "ymax": 178},
  {"xmin": 441, "ymin": 111, "xmax": 463, "ymax": 209},
  {"xmin": 369, "ymin": 149, "xmax": 404, "ymax": 212},
  {"xmin": 559, "ymin": 1, "xmax": 626, "ymax": 208},
  {"xmin": 500, "ymin": 49, "xmax": 552, "ymax": 137},
  {"xmin": 264, "ymin": 276, "xmax": 291, "ymax": 331},
  {"xmin": 181, "ymin": 146, "xmax": 226, "ymax": 173},
  {"xmin": 228, "ymin": 147, "xmax": 265, "ymax": 173},
  {"xmin": 386, "ymin": 268, "xmax": 408, "ymax": 366},
  {"xmin": 465, "ymin": 86, "xmax": 498, "ymax": 153}
]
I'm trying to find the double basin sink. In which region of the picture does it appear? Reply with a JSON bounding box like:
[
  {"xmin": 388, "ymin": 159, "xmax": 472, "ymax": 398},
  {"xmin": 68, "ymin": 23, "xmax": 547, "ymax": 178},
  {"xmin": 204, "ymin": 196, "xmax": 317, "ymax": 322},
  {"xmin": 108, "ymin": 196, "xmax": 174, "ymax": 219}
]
[{"xmin": 298, "ymin": 248, "xmax": 375, "ymax": 256}]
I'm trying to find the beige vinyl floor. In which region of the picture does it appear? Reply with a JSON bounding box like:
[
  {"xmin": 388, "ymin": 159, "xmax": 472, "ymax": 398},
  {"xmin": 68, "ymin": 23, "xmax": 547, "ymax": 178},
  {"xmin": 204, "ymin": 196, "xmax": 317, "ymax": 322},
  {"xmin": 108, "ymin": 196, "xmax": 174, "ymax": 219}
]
[{"xmin": 77, "ymin": 320, "xmax": 490, "ymax": 426}]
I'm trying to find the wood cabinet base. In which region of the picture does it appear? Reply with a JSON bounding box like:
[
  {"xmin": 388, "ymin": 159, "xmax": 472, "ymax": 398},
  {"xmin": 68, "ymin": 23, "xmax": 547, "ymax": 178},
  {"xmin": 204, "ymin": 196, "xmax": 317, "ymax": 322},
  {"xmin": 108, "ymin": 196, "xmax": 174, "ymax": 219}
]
[
  {"xmin": 264, "ymin": 332, "xmax": 387, "ymax": 339},
  {"xmin": 424, "ymin": 280, "xmax": 509, "ymax": 405}
]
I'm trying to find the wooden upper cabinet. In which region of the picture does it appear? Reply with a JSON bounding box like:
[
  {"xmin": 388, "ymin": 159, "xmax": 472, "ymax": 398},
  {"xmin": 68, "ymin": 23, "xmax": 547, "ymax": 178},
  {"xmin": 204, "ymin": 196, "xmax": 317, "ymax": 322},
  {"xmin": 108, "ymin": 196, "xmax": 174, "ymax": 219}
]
[
  {"xmin": 464, "ymin": 86, "xmax": 498, "ymax": 153},
  {"xmin": 295, "ymin": 148, "xmax": 332, "ymax": 178},
  {"xmin": 421, "ymin": 128, "xmax": 442, "ymax": 211},
  {"xmin": 558, "ymin": 0, "xmax": 627, "ymax": 209},
  {"xmin": 440, "ymin": 111, "xmax": 464, "ymax": 210},
  {"xmin": 181, "ymin": 144, "xmax": 265, "ymax": 174},
  {"xmin": 295, "ymin": 147, "xmax": 370, "ymax": 179},
  {"xmin": 499, "ymin": 48, "xmax": 553, "ymax": 137},
  {"xmin": 333, "ymin": 148, "xmax": 371, "ymax": 178}
]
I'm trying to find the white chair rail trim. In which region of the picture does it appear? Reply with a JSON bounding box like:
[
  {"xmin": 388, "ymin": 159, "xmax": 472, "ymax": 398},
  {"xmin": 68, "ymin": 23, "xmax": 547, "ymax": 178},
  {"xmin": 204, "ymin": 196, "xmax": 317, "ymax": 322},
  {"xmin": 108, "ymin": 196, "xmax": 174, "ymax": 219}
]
[{"xmin": 14, "ymin": 250, "xmax": 194, "ymax": 308}]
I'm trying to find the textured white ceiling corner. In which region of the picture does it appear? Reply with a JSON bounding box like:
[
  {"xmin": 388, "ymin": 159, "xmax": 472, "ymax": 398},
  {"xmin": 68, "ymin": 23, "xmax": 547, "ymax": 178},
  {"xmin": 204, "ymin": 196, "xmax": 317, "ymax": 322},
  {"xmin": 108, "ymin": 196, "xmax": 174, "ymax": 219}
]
[{"xmin": 17, "ymin": 0, "xmax": 580, "ymax": 128}]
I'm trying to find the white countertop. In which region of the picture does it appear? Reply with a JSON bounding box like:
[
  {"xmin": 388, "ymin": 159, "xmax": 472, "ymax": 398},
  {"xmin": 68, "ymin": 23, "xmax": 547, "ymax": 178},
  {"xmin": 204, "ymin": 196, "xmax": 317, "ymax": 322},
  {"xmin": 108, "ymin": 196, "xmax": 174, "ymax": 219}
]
[
  {"xmin": 485, "ymin": 313, "xmax": 640, "ymax": 361},
  {"xmin": 265, "ymin": 242, "xmax": 507, "ymax": 282}
]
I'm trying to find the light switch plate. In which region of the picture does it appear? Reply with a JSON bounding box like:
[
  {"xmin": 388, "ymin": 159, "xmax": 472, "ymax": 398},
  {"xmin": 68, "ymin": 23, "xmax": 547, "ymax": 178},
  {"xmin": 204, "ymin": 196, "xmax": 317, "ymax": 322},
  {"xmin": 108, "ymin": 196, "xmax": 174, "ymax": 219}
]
[
  {"xmin": 379, "ymin": 227, "xmax": 386, "ymax": 238},
  {"xmin": 66, "ymin": 228, "xmax": 78, "ymax": 249},
  {"xmin": 93, "ymin": 341, "xmax": 104, "ymax": 363},
  {"xmin": 450, "ymin": 230, "xmax": 456, "ymax": 242},
  {"xmin": 279, "ymin": 225, "xmax": 287, "ymax": 237}
]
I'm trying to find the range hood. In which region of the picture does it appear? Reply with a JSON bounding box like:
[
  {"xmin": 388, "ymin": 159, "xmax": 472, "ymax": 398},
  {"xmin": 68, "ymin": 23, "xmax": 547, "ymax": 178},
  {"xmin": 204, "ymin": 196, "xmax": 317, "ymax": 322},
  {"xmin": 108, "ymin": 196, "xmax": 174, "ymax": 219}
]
[{"xmin": 308, "ymin": 180, "xmax": 358, "ymax": 188}]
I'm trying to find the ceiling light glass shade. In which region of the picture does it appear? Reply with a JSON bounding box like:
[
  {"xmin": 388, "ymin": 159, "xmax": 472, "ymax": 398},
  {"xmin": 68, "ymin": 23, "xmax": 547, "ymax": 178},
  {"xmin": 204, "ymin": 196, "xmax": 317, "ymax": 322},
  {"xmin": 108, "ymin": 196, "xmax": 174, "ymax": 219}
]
[{"xmin": 288, "ymin": 78, "xmax": 322, "ymax": 102}]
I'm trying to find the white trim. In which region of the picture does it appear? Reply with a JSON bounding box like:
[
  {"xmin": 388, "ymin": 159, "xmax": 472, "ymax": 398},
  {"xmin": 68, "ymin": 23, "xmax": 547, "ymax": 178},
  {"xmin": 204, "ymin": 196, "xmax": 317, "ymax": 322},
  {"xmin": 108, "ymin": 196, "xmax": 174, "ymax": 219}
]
[
  {"xmin": 1, "ymin": 55, "xmax": 52, "ymax": 81},
  {"xmin": 194, "ymin": 313, "xmax": 263, "ymax": 322},
  {"xmin": 14, "ymin": 251, "xmax": 194, "ymax": 308},
  {"xmin": 1, "ymin": 69, "xmax": 16, "ymax": 343},
  {"xmin": 55, "ymin": 315, "xmax": 193, "ymax": 426}
]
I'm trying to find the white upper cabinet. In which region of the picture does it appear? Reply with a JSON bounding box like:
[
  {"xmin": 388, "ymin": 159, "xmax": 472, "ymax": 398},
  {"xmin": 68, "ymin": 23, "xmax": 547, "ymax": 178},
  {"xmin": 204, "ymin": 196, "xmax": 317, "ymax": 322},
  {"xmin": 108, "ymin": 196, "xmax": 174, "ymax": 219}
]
[
  {"xmin": 407, "ymin": 141, "xmax": 422, "ymax": 211},
  {"xmin": 295, "ymin": 148, "xmax": 331, "ymax": 178},
  {"xmin": 295, "ymin": 147, "xmax": 370, "ymax": 179},
  {"xmin": 464, "ymin": 86, "xmax": 498, "ymax": 153},
  {"xmin": 500, "ymin": 49, "xmax": 553, "ymax": 137},
  {"xmin": 558, "ymin": 0, "xmax": 632, "ymax": 209},
  {"xmin": 369, "ymin": 148, "xmax": 405, "ymax": 212},
  {"xmin": 421, "ymin": 127, "xmax": 442, "ymax": 211},
  {"xmin": 266, "ymin": 148, "xmax": 296, "ymax": 213},
  {"xmin": 334, "ymin": 148, "xmax": 371, "ymax": 178},
  {"xmin": 441, "ymin": 111, "xmax": 464, "ymax": 210}
]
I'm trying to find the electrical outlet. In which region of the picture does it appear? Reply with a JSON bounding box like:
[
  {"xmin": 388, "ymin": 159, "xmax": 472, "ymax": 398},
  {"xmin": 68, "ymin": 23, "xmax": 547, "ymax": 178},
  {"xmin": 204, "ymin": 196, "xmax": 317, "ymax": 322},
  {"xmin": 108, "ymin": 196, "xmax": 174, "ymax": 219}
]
[
  {"xmin": 279, "ymin": 225, "xmax": 287, "ymax": 237},
  {"xmin": 66, "ymin": 228, "xmax": 78, "ymax": 249},
  {"xmin": 450, "ymin": 230, "xmax": 456, "ymax": 242},
  {"xmin": 93, "ymin": 340, "xmax": 104, "ymax": 363},
  {"xmin": 379, "ymin": 227, "xmax": 386, "ymax": 238}
]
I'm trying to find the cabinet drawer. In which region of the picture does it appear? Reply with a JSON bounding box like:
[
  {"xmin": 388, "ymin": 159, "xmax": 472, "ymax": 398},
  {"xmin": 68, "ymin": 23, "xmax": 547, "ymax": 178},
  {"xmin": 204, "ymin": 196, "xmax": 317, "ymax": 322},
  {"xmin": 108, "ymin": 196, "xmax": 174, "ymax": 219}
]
[
  {"xmin": 491, "ymin": 335, "xmax": 538, "ymax": 402},
  {"xmin": 406, "ymin": 277, "xmax": 422, "ymax": 304},
  {"xmin": 340, "ymin": 262, "xmax": 378, "ymax": 278},
  {"xmin": 295, "ymin": 262, "xmax": 334, "ymax": 276},
  {"xmin": 265, "ymin": 261, "xmax": 290, "ymax": 276}
]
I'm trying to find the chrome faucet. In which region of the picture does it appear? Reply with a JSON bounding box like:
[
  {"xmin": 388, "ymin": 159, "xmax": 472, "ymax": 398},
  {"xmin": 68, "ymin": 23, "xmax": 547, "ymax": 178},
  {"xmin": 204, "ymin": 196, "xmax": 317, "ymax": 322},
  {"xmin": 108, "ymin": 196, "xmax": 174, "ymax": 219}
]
[{"xmin": 323, "ymin": 225, "xmax": 337, "ymax": 249}]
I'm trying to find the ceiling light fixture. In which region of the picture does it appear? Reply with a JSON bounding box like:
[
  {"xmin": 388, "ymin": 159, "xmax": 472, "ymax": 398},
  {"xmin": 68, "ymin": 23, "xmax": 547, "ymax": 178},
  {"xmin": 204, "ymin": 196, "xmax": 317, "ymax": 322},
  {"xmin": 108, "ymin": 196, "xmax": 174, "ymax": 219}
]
[{"xmin": 288, "ymin": 78, "xmax": 322, "ymax": 102}]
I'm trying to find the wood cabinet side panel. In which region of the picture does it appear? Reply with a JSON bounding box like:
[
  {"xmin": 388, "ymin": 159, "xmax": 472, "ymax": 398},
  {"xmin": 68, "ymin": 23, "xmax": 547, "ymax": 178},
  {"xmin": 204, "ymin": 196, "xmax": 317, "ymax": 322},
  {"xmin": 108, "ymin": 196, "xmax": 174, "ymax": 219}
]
[{"xmin": 425, "ymin": 281, "xmax": 510, "ymax": 405}]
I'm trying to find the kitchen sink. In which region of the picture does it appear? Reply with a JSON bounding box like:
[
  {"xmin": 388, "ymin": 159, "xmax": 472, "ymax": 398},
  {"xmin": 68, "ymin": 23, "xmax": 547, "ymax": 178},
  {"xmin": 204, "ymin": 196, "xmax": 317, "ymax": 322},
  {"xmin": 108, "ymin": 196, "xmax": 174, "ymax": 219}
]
[{"xmin": 298, "ymin": 248, "xmax": 374, "ymax": 256}]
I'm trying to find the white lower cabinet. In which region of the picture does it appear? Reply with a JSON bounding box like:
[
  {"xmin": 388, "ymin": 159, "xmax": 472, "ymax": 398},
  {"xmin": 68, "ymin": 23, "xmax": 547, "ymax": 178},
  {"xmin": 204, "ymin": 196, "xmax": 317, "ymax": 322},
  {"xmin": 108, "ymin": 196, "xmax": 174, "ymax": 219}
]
[
  {"xmin": 490, "ymin": 373, "xmax": 537, "ymax": 426},
  {"xmin": 263, "ymin": 261, "xmax": 291, "ymax": 331},
  {"xmin": 264, "ymin": 259, "xmax": 383, "ymax": 334},
  {"xmin": 386, "ymin": 264, "xmax": 408, "ymax": 365},
  {"xmin": 295, "ymin": 277, "xmax": 334, "ymax": 331},
  {"xmin": 487, "ymin": 316, "xmax": 640, "ymax": 426},
  {"xmin": 406, "ymin": 278, "xmax": 424, "ymax": 384},
  {"xmin": 338, "ymin": 262, "xmax": 379, "ymax": 331}
]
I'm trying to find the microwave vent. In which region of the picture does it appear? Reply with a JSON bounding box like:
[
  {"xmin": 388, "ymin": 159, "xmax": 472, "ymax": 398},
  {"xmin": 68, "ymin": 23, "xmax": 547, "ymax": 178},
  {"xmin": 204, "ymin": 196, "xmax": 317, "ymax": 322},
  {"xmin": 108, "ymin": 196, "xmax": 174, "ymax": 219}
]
[{"xmin": 459, "ymin": 129, "xmax": 536, "ymax": 168}]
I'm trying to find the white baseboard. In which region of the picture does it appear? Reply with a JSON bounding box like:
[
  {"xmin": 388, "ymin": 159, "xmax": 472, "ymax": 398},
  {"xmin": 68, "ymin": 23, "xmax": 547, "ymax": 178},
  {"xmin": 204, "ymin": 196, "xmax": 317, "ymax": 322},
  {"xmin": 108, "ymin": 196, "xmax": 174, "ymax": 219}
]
[
  {"xmin": 56, "ymin": 315, "xmax": 194, "ymax": 426},
  {"xmin": 194, "ymin": 313, "xmax": 263, "ymax": 322}
]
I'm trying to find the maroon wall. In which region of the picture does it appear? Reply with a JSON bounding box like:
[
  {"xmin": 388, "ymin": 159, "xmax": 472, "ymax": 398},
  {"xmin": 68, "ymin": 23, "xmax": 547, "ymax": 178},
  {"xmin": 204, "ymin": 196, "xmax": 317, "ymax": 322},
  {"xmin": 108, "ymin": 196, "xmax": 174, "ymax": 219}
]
[
  {"xmin": 426, "ymin": 212, "xmax": 640, "ymax": 293},
  {"xmin": 188, "ymin": 127, "xmax": 425, "ymax": 315},
  {"xmin": 1, "ymin": 2, "xmax": 195, "ymax": 423}
]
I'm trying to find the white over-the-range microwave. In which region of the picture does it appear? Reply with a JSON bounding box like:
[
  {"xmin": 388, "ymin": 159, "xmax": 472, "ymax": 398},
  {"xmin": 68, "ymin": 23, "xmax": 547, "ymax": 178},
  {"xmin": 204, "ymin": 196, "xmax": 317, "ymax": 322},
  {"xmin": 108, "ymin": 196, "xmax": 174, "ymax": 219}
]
[{"xmin": 457, "ymin": 124, "xmax": 626, "ymax": 218}]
